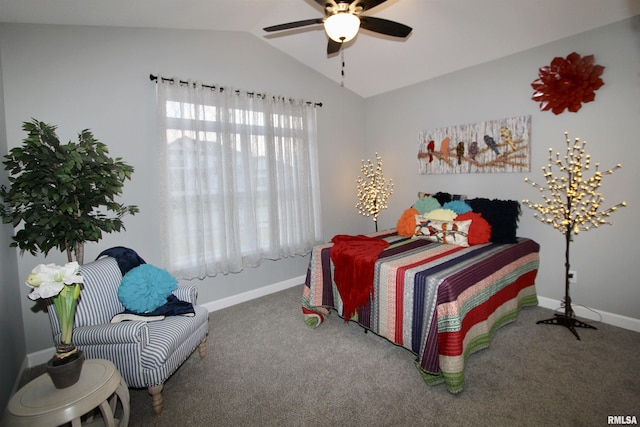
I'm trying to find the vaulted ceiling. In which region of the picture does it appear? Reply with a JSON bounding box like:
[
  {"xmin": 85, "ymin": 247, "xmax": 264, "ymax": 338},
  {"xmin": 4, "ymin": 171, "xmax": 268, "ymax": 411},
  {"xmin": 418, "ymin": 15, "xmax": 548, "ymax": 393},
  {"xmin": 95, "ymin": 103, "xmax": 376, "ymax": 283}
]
[{"xmin": 1, "ymin": 0, "xmax": 638, "ymax": 97}]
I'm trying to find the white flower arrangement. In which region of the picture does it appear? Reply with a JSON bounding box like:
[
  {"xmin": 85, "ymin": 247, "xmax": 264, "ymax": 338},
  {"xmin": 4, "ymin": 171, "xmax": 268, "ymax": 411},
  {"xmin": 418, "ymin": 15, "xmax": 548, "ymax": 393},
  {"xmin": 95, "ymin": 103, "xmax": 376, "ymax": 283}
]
[{"xmin": 26, "ymin": 262, "xmax": 83, "ymax": 357}]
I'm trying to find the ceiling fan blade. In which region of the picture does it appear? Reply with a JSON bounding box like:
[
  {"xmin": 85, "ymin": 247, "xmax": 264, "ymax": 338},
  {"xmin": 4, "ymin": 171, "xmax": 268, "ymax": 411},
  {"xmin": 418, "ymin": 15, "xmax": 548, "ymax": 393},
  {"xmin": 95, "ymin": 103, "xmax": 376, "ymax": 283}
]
[
  {"xmin": 263, "ymin": 18, "xmax": 324, "ymax": 32},
  {"xmin": 327, "ymin": 39, "xmax": 342, "ymax": 55},
  {"xmin": 359, "ymin": 16, "xmax": 412, "ymax": 38}
]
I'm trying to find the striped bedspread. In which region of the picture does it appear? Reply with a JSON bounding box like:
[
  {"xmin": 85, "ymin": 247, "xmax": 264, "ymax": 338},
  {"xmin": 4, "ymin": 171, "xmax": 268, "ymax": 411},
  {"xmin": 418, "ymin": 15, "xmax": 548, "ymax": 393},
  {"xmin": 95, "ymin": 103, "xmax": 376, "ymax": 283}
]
[{"xmin": 302, "ymin": 229, "xmax": 540, "ymax": 393}]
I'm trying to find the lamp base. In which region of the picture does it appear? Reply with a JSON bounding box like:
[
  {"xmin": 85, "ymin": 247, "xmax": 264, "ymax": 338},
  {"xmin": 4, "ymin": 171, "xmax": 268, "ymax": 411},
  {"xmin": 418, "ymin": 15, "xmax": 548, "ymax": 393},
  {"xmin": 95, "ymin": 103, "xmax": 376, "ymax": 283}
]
[{"xmin": 537, "ymin": 313, "xmax": 597, "ymax": 340}]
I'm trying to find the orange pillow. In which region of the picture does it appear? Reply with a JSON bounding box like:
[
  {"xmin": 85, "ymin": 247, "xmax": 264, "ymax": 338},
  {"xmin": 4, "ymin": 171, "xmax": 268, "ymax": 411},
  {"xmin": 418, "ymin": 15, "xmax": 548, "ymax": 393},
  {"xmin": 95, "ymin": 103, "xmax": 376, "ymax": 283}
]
[
  {"xmin": 455, "ymin": 211, "xmax": 491, "ymax": 245},
  {"xmin": 397, "ymin": 207, "xmax": 420, "ymax": 236}
]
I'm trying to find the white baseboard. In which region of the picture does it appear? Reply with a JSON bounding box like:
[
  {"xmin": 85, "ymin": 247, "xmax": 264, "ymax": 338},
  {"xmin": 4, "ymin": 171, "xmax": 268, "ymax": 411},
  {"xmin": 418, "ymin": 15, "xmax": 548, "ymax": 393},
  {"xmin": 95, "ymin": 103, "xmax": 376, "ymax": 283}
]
[
  {"xmin": 537, "ymin": 296, "xmax": 640, "ymax": 333},
  {"xmin": 10, "ymin": 357, "xmax": 32, "ymax": 396},
  {"xmin": 202, "ymin": 282, "xmax": 640, "ymax": 333},
  {"xmin": 28, "ymin": 347, "xmax": 56, "ymax": 368},
  {"xmin": 26, "ymin": 282, "xmax": 637, "ymax": 368},
  {"xmin": 26, "ymin": 275, "xmax": 305, "ymax": 368},
  {"xmin": 202, "ymin": 275, "xmax": 305, "ymax": 313}
]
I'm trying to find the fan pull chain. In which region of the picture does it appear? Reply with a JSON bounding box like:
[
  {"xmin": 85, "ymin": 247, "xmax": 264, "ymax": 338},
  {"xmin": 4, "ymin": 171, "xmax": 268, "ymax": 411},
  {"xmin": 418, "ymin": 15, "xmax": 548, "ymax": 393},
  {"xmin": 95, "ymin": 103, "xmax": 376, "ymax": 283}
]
[{"xmin": 341, "ymin": 48, "xmax": 345, "ymax": 87}]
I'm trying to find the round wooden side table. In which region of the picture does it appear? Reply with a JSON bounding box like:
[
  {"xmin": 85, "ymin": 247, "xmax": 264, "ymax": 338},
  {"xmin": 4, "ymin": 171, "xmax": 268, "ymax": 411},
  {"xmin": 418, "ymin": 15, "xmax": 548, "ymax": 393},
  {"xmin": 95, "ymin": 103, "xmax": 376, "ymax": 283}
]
[{"xmin": 4, "ymin": 358, "xmax": 130, "ymax": 427}]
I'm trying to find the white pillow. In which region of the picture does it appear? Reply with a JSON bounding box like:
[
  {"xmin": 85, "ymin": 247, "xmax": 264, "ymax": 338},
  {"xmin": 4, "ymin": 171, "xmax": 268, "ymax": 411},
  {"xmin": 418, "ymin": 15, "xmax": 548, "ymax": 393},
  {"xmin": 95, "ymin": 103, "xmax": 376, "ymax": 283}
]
[{"xmin": 412, "ymin": 218, "xmax": 472, "ymax": 247}]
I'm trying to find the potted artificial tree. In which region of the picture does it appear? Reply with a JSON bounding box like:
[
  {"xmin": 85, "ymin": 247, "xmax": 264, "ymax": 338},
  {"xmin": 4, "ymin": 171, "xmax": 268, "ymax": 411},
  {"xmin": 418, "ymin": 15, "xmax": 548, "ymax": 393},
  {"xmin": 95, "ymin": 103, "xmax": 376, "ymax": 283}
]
[{"xmin": 0, "ymin": 119, "xmax": 138, "ymax": 386}]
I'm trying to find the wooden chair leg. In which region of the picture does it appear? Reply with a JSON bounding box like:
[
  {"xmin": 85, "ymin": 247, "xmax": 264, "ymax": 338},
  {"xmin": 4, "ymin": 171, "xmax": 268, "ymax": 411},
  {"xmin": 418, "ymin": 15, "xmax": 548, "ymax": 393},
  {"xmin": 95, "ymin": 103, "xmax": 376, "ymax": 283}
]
[
  {"xmin": 148, "ymin": 384, "xmax": 164, "ymax": 414},
  {"xmin": 198, "ymin": 336, "xmax": 207, "ymax": 358}
]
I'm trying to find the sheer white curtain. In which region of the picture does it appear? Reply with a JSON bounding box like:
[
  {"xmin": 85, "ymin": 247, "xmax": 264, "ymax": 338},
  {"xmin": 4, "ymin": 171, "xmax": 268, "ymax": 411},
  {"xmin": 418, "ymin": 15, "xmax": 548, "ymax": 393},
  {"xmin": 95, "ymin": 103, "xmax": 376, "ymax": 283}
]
[{"xmin": 156, "ymin": 78, "xmax": 323, "ymax": 279}]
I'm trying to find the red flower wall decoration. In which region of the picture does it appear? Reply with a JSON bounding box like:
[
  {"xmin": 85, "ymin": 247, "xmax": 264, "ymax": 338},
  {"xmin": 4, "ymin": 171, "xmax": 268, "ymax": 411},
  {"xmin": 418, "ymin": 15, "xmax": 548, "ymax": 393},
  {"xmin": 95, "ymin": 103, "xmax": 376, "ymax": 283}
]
[{"xmin": 531, "ymin": 52, "xmax": 605, "ymax": 114}]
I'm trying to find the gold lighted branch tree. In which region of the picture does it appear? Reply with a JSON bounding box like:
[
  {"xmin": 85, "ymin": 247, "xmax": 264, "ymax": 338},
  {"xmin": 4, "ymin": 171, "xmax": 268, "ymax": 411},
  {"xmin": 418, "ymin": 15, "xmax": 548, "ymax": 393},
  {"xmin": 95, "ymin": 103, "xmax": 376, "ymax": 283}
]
[
  {"xmin": 356, "ymin": 153, "xmax": 393, "ymax": 232},
  {"xmin": 523, "ymin": 132, "xmax": 626, "ymax": 339},
  {"xmin": 523, "ymin": 133, "xmax": 626, "ymax": 235}
]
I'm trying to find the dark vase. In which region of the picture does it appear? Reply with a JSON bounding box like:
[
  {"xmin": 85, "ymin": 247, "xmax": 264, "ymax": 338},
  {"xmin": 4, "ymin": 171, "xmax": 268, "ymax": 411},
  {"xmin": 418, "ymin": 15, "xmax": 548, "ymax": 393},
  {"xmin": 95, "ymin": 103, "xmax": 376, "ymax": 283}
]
[{"xmin": 45, "ymin": 350, "xmax": 85, "ymax": 389}]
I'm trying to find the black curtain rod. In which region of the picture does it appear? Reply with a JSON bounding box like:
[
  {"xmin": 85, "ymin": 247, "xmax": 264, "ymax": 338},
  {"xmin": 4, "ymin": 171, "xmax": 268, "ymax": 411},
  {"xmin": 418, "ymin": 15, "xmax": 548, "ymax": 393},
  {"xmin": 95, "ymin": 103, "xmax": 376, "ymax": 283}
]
[{"xmin": 149, "ymin": 74, "xmax": 322, "ymax": 108}]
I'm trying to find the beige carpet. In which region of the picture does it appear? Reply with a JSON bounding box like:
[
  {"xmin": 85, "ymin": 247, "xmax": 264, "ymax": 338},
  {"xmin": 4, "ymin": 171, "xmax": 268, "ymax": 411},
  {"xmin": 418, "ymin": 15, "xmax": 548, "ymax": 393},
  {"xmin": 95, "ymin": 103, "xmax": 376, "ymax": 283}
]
[{"xmin": 19, "ymin": 285, "xmax": 640, "ymax": 426}]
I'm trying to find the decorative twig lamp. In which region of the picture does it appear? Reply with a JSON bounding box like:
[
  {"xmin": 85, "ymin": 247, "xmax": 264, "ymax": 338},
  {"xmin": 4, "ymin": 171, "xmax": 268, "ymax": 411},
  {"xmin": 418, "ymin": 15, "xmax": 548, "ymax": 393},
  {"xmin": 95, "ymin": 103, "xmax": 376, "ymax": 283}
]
[
  {"xmin": 523, "ymin": 132, "xmax": 626, "ymax": 339},
  {"xmin": 356, "ymin": 153, "xmax": 393, "ymax": 232}
]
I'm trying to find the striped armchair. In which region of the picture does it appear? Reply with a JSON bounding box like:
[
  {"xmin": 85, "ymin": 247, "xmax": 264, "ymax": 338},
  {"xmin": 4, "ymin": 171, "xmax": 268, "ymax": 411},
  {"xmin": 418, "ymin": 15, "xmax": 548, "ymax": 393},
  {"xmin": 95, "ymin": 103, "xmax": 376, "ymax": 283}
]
[{"xmin": 46, "ymin": 256, "xmax": 209, "ymax": 414}]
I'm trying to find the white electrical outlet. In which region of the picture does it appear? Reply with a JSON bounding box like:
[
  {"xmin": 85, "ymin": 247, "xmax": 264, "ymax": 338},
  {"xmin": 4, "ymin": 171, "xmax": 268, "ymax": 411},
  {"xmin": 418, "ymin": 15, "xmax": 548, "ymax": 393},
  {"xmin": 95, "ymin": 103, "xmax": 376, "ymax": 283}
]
[{"xmin": 569, "ymin": 270, "xmax": 577, "ymax": 284}]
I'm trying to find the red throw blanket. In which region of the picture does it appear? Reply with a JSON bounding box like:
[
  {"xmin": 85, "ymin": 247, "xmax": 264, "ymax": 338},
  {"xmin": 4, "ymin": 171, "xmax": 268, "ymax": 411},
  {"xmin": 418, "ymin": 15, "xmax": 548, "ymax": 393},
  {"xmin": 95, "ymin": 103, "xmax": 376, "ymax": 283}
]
[{"xmin": 330, "ymin": 234, "xmax": 389, "ymax": 321}]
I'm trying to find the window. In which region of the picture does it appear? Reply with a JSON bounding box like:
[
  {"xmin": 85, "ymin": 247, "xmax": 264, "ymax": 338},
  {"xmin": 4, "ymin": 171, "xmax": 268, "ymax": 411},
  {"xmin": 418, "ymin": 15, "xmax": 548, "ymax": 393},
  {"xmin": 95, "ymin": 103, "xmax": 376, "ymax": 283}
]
[{"xmin": 156, "ymin": 79, "xmax": 323, "ymax": 279}]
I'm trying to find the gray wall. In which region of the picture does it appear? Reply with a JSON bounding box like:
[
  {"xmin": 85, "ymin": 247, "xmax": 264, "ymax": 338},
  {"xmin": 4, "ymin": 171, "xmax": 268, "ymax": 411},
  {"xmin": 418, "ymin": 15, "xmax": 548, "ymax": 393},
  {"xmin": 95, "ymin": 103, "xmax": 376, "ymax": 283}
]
[
  {"xmin": 0, "ymin": 39, "xmax": 26, "ymax": 414},
  {"xmin": 0, "ymin": 23, "xmax": 367, "ymax": 407},
  {"xmin": 365, "ymin": 17, "xmax": 640, "ymax": 322},
  {"xmin": 1, "ymin": 16, "xmax": 638, "ymax": 412}
]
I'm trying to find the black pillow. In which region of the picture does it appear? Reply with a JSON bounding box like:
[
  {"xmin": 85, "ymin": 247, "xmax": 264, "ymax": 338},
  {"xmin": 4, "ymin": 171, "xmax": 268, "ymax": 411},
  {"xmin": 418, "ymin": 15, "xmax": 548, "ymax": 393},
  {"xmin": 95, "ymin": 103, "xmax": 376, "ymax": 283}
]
[
  {"xmin": 433, "ymin": 192, "xmax": 452, "ymax": 205},
  {"xmin": 429, "ymin": 192, "xmax": 469, "ymax": 205},
  {"xmin": 467, "ymin": 198, "xmax": 521, "ymax": 243},
  {"xmin": 96, "ymin": 246, "xmax": 146, "ymax": 276}
]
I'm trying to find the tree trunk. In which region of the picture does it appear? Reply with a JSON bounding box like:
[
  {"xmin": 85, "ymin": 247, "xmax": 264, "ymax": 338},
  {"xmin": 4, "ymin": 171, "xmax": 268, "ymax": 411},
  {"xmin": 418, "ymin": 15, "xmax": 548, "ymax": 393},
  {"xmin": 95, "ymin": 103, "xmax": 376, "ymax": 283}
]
[
  {"xmin": 75, "ymin": 242, "xmax": 84, "ymax": 265},
  {"xmin": 65, "ymin": 241, "xmax": 84, "ymax": 264}
]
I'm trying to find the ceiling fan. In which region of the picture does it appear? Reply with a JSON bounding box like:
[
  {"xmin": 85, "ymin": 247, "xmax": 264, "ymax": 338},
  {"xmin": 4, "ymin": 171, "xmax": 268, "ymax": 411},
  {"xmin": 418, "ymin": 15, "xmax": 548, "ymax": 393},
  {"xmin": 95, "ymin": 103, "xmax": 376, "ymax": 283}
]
[{"xmin": 263, "ymin": 0, "xmax": 412, "ymax": 55}]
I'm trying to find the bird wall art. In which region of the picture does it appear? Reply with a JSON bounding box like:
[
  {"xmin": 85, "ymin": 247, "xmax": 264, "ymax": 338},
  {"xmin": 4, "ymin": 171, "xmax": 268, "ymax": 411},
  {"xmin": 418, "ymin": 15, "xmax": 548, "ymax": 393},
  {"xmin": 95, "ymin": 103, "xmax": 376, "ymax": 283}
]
[{"xmin": 417, "ymin": 116, "xmax": 531, "ymax": 174}]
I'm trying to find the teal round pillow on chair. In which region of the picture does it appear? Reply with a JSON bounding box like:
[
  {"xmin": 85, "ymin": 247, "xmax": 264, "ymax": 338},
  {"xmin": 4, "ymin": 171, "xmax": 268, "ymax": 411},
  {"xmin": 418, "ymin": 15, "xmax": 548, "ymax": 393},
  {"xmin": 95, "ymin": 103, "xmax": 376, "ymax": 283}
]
[{"xmin": 117, "ymin": 264, "xmax": 178, "ymax": 314}]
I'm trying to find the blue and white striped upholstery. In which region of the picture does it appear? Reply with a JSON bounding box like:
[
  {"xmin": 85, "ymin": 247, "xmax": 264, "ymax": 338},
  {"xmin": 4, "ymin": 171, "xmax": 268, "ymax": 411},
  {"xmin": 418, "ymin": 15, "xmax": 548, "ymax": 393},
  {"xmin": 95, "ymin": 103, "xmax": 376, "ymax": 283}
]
[{"xmin": 46, "ymin": 256, "xmax": 209, "ymax": 390}]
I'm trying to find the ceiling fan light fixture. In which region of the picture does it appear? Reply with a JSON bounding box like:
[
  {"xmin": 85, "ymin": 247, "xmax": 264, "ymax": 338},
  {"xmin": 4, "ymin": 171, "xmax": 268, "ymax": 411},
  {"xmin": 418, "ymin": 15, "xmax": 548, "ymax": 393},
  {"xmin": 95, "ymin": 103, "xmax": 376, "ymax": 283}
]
[{"xmin": 324, "ymin": 13, "xmax": 360, "ymax": 43}]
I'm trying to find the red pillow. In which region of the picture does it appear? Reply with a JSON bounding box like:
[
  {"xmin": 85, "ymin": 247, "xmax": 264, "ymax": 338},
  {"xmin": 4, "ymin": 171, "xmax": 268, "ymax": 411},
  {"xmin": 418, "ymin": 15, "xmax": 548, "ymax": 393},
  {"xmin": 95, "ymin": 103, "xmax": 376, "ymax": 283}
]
[
  {"xmin": 397, "ymin": 207, "xmax": 420, "ymax": 236},
  {"xmin": 455, "ymin": 211, "xmax": 491, "ymax": 245}
]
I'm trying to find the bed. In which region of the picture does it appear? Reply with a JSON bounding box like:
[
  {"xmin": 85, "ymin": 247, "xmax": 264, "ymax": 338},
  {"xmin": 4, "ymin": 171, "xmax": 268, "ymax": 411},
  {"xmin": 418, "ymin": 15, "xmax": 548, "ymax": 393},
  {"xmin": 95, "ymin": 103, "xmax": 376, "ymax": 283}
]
[{"xmin": 302, "ymin": 197, "xmax": 540, "ymax": 393}]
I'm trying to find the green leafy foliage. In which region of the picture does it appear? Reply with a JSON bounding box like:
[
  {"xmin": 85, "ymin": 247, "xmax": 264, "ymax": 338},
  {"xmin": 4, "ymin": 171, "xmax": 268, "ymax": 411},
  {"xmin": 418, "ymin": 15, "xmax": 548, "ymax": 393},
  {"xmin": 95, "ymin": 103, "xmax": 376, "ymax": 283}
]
[{"xmin": 0, "ymin": 119, "xmax": 139, "ymax": 263}]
